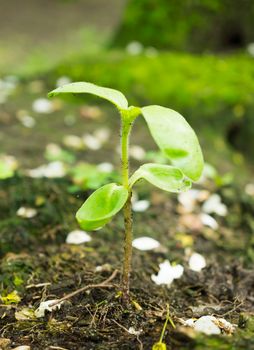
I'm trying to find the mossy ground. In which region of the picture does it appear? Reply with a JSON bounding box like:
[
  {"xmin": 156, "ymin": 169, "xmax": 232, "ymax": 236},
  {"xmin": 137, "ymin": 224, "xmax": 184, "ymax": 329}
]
[{"xmin": 0, "ymin": 82, "xmax": 254, "ymax": 349}]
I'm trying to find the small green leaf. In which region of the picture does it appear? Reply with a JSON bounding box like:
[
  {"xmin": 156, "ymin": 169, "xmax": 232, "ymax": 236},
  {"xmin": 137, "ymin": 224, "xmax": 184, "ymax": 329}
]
[
  {"xmin": 129, "ymin": 163, "xmax": 192, "ymax": 193},
  {"xmin": 69, "ymin": 162, "xmax": 118, "ymax": 190},
  {"xmin": 0, "ymin": 158, "xmax": 16, "ymax": 179},
  {"xmin": 76, "ymin": 183, "xmax": 128, "ymax": 230},
  {"xmin": 48, "ymin": 82, "xmax": 128, "ymax": 110},
  {"xmin": 141, "ymin": 105, "xmax": 204, "ymax": 181},
  {"xmin": 1, "ymin": 290, "xmax": 21, "ymax": 305}
]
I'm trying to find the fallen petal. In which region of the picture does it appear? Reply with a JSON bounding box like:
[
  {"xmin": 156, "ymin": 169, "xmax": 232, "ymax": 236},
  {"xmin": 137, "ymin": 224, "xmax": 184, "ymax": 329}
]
[
  {"xmin": 132, "ymin": 200, "xmax": 150, "ymax": 212},
  {"xmin": 202, "ymin": 194, "xmax": 228, "ymax": 216},
  {"xmin": 200, "ymin": 213, "xmax": 218, "ymax": 230},
  {"xmin": 66, "ymin": 230, "xmax": 91, "ymax": 245},
  {"xmin": 151, "ymin": 260, "xmax": 184, "ymax": 286},
  {"xmin": 129, "ymin": 145, "xmax": 146, "ymax": 161},
  {"xmin": 194, "ymin": 316, "xmax": 221, "ymax": 335},
  {"xmin": 32, "ymin": 98, "xmax": 54, "ymax": 114},
  {"xmin": 83, "ymin": 134, "xmax": 102, "ymax": 150},
  {"xmin": 132, "ymin": 237, "xmax": 160, "ymax": 251},
  {"xmin": 35, "ymin": 300, "xmax": 63, "ymax": 318},
  {"xmin": 17, "ymin": 207, "xmax": 37, "ymax": 219},
  {"xmin": 188, "ymin": 252, "xmax": 206, "ymax": 272}
]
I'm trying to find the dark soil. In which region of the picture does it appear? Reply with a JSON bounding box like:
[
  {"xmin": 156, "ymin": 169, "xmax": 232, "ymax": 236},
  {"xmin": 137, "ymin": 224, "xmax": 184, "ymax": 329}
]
[
  {"xmin": 0, "ymin": 82, "xmax": 254, "ymax": 349},
  {"xmin": 0, "ymin": 175, "xmax": 254, "ymax": 349}
]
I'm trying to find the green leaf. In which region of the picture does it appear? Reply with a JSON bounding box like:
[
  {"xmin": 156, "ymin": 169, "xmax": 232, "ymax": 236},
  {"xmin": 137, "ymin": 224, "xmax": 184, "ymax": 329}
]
[
  {"xmin": 141, "ymin": 105, "xmax": 204, "ymax": 181},
  {"xmin": 0, "ymin": 159, "xmax": 16, "ymax": 179},
  {"xmin": 1, "ymin": 290, "xmax": 21, "ymax": 305},
  {"xmin": 69, "ymin": 162, "xmax": 119, "ymax": 190},
  {"xmin": 130, "ymin": 163, "xmax": 192, "ymax": 193},
  {"xmin": 76, "ymin": 183, "xmax": 128, "ymax": 230},
  {"xmin": 45, "ymin": 144, "xmax": 76, "ymax": 164},
  {"xmin": 48, "ymin": 82, "xmax": 128, "ymax": 110}
]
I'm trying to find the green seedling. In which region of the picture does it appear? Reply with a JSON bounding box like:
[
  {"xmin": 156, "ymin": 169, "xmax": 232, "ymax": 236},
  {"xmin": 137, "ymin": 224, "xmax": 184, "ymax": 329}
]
[
  {"xmin": 152, "ymin": 304, "xmax": 175, "ymax": 350},
  {"xmin": 48, "ymin": 82, "xmax": 204, "ymax": 302}
]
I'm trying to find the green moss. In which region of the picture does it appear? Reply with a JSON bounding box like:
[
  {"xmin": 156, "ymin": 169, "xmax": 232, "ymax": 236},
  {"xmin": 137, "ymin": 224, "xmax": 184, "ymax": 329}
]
[
  {"xmin": 48, "ymin": 52, "xmax": 254, "ymax": 130},
  {"xmin": 113, "ymin": 0, "xmax": 254, "ymax": 51}
]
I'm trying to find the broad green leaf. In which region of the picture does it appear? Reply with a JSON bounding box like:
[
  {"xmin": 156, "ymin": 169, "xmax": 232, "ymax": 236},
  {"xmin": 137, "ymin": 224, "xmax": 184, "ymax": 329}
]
[
  {"xmin": 48, "ymin": 82, "xmax": 128, "ymax": 110},
  {"xmin": 141, "ymin": 106, "xmax": 204, "ymax": 181},
  {"xmin": 129, "ymin": 163, "xmax": 192, "ymax": 193},
  {"xmin": 76, "ymin": 183, "xmax": 128, "ymax": 230}
]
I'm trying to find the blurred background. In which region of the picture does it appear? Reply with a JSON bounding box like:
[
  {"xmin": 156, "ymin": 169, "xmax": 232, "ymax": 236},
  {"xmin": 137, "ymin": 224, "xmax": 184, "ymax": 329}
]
[
  {"xmin": 1, "ymin": 3, "xmax": 254, "ymax": 347},
  {"xmin": 0, "ymin": 0, "xmax": 254, "ymax": 178}
]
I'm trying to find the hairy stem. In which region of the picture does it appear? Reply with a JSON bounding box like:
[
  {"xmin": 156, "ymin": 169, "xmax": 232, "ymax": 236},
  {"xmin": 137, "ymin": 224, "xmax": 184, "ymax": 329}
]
[{"xmin": 121, "ymin": 114, "xmax": 133, "ymax": 302}]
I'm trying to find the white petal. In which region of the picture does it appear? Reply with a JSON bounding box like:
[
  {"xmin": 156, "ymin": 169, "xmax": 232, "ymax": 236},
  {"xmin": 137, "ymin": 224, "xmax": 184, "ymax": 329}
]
[
  {"xmin": 132, "ymin": 237, "xmax": 160, "ymax": 251},
  {"xmin": 17, "ymin": 207, "xmax": 37, "ymax": 219},
  {"xmin": 63, "ymin": 135, "xmax": 83, "ymax": 150},
  {"xmin": 94, "ymin": 128, "xmax": 110, "ymax": 143},
  {"xmin": 129, "ymin": 145, "xmax": 146, "ymax": 161},
  {"xmin": 66, "ymin": 230, "xmax": 91, "ymax": 245},
  {"xmin": 83, "ymin": 134, "xmax": 101, "ymax": 150},
  {"xmin": 56, "ymin": 76, "xmax": 71, "ymax": 87},
  {"xmin": 194, "ymin": 316, "xmax": 221, "ymax": 335},
  {"xmin": 178, "ymin": 190, "xmax": 200, "ymax": 212},
  {"xmin": 151, "ymin": 260, "xmax": 184, "ymax": 286},
  {"xmin": 18, "ymin": 115, "xmax": 36, "ymax": 128},
  {"xmin": 35, "ymin": 300, "xmax": 63, "ymax": 318},
  {"xmin": 245, "ymin": 183, "xmax": 254, "ymax": 196},
  {"xmin": 128, "ymin": 326, "xmax": 142, "ymax": 335},
  {"xmin": 247, "ymin": 43, "xmax": 254, "ymax": 56},
  {"xmin": 170, "ymin": 264, "xmax": 184, "ymax": 279},
  {"xmin": 27, "ymin": 161, "xmax": 66, "ymax": 178},
  {"xmin": 183, "ymin": 318, "xmax": 196, "ymax": 327},
  {"xmin": 32, "ymin": 98, "xmax": 53, "ymax": 114},
  {"xmin": 132, "ymin": 200, "xmax": 150, "ymax": 212},
  {"xmin": 202, "ymin": 194, "xmax": 228, "ymax": 216},
  {"xmin": 200, "ymin": 213, "xmax": 218, "ymax": 230},
  {"xmin": 189, "ymin": 253, "xmax": 206, "ymax": 272},
  {"xmin": 126, "ymin": 41, "xmax": 143, "ymax": 55},
  {"xmin": 97, "ymin": 162, "xmax": 114, "ymax": 173}
]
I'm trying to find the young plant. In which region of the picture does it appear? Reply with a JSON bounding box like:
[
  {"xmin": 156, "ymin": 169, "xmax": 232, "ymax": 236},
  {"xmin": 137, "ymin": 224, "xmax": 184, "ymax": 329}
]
[{"xmin": 48, "ymin": 82, "xmax": 204, "ymax": 302}]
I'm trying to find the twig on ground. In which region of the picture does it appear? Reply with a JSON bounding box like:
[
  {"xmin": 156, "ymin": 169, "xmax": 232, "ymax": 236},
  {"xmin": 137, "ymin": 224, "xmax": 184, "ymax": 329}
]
[{"xmin": 50, "ymin": 269, "xmax": 118, "ymax": 307}]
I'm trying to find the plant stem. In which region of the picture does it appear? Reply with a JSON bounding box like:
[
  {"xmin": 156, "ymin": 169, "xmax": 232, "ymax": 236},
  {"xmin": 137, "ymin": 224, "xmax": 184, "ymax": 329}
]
[{"xmin": 121, "ymin": 114, "xmax": 133, "ymax": 302}]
